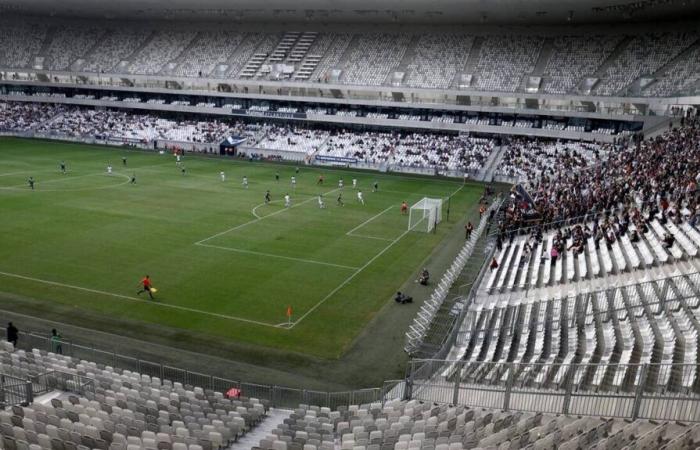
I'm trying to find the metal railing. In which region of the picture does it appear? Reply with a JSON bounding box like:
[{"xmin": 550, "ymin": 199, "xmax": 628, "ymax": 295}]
[
  {"xmin": 404, "ymin": 199, "xmax": 502, "ymax": 355},
  {"xmin": 0, "ymin": 373, "xmax": 34, "ymax": 407},
  {"xmin": 407, "ymin": 360, "xmax": 700, "ymax": 422}
]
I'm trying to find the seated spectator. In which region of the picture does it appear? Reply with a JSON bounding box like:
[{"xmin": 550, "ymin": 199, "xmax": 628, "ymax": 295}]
[
  {"xmin": 418, "ymin": 268, "xmax": 430, "ymax": 285},
  {"xmin": 663, "ymin": 232, "xmax": 675, "ymax": 249},
  {"xmin": 394, "ymin": 291, "xmax": 413, "ymax": 304}
]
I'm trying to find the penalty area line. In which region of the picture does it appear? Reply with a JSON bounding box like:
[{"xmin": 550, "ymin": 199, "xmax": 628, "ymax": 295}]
[
  {"xmin": 0, "ymin": 270, "xmax": 280, "ymax": 328},
  {"xmin": 195, "ymin": 242, "xmax": 359, "ymax": 270},
  {"xmin": 289, "ymin": 227, "xmax": 412, "ymax": 328}
]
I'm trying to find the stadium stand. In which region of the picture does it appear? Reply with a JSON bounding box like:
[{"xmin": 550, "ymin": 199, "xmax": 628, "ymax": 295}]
[
  {"xmin": 541, "ymin": 36, "xmax": 621, "ymax": 94},
  {"xmin": 593, "ymin": 32, "xmax": 698, "ymax": 96},
  {"xmin": 125, "ymin": 31, "xmax": 198, "ymax": 75},
  {"xmin": 0, "ymin": 23, "xmax": 698, "ymax": 96},
  {"xmin": 403, "ymin": 34, "xmax": 473, "ymax": 89},
  {"xmin": 472, "ymin": 36, "xmax": 543, "ymax": 92},
  {"xmin": 256, "ymin": 400, "xmax": 693, "ymax": 450},
  {"xmin": 0, "ymin": 344, "xmax": 269, "ymax": 450}
]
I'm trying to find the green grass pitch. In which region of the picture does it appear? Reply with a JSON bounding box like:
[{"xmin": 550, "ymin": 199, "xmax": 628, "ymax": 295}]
[{"xmin": 0, "ymin": 138, "xmax": 483, "ymax": 358}]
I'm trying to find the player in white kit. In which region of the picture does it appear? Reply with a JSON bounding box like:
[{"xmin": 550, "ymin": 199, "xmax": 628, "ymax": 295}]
[
  {"xmin": 318, "ymin": 195, "xmax": 326, "ymax": 209},
  {"xmin": 107, "ymin": 165, "xmax": 112, "ymax": 175},
  {"xmin": 357, "ymin": 190, "xmax": 365, "ymax": 205},
  {"xmin": 220, "ymin": 171, "xmax": 225, "ymax": 182},
  {"xmin": 352, "ymin": 178, "xmax": 357, "ymax": 189},
  {"xmin": 242, "ymin": 176, "xmax": 248, "ymax": 189},
  {"xmin": 284, "ymin": 194, "xmax": 291, "ymax": 207}
]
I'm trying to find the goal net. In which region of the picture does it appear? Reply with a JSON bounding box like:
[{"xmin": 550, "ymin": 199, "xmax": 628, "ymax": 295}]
[{"xmin": 408, "ymin": 197, "xmax": 443, "ymax": 233}]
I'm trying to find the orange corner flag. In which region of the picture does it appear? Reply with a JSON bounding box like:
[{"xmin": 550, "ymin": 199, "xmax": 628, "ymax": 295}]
[{"xmin": 286, "ymin": 305, "xmax": 293, "ymax": 318}]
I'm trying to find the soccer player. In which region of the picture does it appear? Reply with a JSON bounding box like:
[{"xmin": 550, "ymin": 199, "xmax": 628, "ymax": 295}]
[
  {"xmin": 176, "ymin": 154, "xmax": 181, "ymax": 165},
  {"xmin": 242, "ymin": 176, "xmax": 248, "ymax": 189},
  {"xmin": 181, "ymin": 166, "xmax": 186, "ymax": 176},
  {"xmin": 352, "ymin": 178, "xmax": 357, "ymax": 189},
  {"xmin": 107, "ymin": 164, "xmax": 113, "ymax": 175},
  {"xmin": 291, "ymin": 176, "xmax": 296, "ymax": 190},
  {"xmin": 401, "ymin": 201, "xmax": 408, "ymax": 215},
  {"xmin": 122, "ymin": 156, "xmax": 127, "ymax": 166},
  {"xmin": 59, "ymin": 161, "xmax": 66, "ymax": 174},
  {"xmin": 137, "ymin": 275, "xmax": 154, "ymax": 300},
  {"xmin": 284, "ymin": 193, "xmax": 291, "ymax": 208},
  {"xmin": 265, "ymin": 190, "xmax": 271, "ymax": 204},
  {"xmin": 372, "ymin": 181, "xmax": 378, "ymax": 192},
  {"xmin": 317, "ymin": 174, "xmax": 324, "ymax": 185},
  {"xmin": 338, "ymin": 178, "xmax": 344, "ymax": 189},
  {"xmin": 220, "ymin": 171, "xmax": 226, "ymax": 182},
  {"xmin": 130, "ymin": 173, "xmax": 136, "ymax": 184},
  {"xmin": 295, "ymin": 166, "xmax": 300, "ymax": 174},
  {"xmin": 337, "ymin": 193, "xmax": 344, "ymax": 206},
  {"xmin": 357, "ymin": 190, "xmax": 365, "ymax": 205},
  {"xmin": 275, "ymin": 172, "xmax": 279, "ymax": 182},
  {"xmin": 27, "ymin": 176, "xmax": 35, "ymax": 190},
  {"xmin": 318, "ymin": 194, "xmax": 325, "ymax": 209}
]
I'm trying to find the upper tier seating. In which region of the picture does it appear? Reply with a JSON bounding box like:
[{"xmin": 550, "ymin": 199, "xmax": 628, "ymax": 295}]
[{"xmin": 472, "ymin": 36, "xmax": 543, "ymax": 92}]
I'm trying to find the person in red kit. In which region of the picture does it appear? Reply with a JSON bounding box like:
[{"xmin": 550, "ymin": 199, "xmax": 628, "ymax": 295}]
[
  {"xmin": 401, "ymin": 201, "xmax": 408, "ymax": 215},
  {"xmin": 137, "ymin": 275, "xmax": 155, "ymax": 300}
]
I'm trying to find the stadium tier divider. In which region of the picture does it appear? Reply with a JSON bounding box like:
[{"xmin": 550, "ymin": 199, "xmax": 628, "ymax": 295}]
[{"xmin": 404, "ymin": 198, "xmax": 503, "ymax": 355}]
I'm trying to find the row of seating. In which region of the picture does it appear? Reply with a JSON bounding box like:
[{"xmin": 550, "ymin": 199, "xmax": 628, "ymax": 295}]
[
  {"xmin": 0, "ymin": 347, "xmax": 269, "ymax": 450},
  {"xmin": 255, "ymin": 400, "xmax": 692, "ymax": 450},
  {"xmin": 3, "ymin": 19, "xmax": 699, "ymax": 95},
  {"xmin": 484, "ymin": 217, "xmax": 700, "ymax": 295},
  {"xmin": 445, "ymin": 270, "xmax": 700, "ymax": 393}
]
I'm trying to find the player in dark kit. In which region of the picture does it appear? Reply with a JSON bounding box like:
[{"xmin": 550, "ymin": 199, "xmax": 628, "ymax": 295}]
[
  {"xmin": 373, "ymin": 181, "xmax": 379, "ymax": 192},
  {"xmin": 317, "ymin": 174, "xmax": 324, "ymax": 185},
  {"xmin": 265, "ymin": 190, "xmax": 271, "ymax": 204},
  {"xmin": 275, "ymin": 172, "xmax": 279, "ymax": 181},
  {"xmin": 337, "ymin": 193, "xmax": 344, "ymax": 206},
  {"xmin": 130, "ymin": 173, "xmax": 136, "ymax": 184},
  {"xmin": 59, "ymin": 161, "xmax": 66, "ymax": 174},
  {"xmin": 28, "ymin": 177, "xmax": 35, "ymax": 190},
  {"xmin": 122, "ymin": 156, "xmax": 127, "ymax": 166},
  {"xmin": 181, "ymin": 166, "xmax": 186, "ymax": 175},
  {"xmin": 137, "ymin": 275, "xmax": 155, "ymax": 299}
]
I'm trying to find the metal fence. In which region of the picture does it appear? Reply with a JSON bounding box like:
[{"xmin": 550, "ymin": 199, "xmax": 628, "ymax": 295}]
[
  {"xmin": 2, "ymin": 329, "xmax": 404, "ymax": 409},
  {"xmin": 408, "ymin": 359, "xmax": 700, "ymax": 422},
  {"xmin": 0, "ymin": 373, "xmax": 33, "ymax": 408}
]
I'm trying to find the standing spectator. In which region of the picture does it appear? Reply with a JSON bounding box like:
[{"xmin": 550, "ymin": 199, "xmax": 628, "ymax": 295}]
[
  {"xmin": 6, "ymin": 322, "xmax": 18, "ymax": 348},
  {"xmin": 51, "ymin": 329, "xmax": 63, "ymax": 354},
  {"xmin": 465, "ymin": 222, "xmax": 474, "ymax": 240}
]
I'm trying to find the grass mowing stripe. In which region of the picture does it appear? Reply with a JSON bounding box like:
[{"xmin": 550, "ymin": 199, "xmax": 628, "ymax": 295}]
[{"xmin": 0, "ymin": 270, "xmax": 281, "ymax": 328}]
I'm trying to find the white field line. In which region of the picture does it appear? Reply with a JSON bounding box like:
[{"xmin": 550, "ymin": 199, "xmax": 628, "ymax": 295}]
[
  {"xmin": 0, "ymin": 270, "xmax": 280, "ymax": 328},
  {"xmin": 195, "ymin": 187, "xmax": 341, "ymax": 245},
  {"xmin": 196, "ymin": 243, "xmax": 359, "ymax": 270},
  {"xmin": 290, "ymin": 181, "xmax": 468, "ymax": 327},
  {"xmin": 345, "ymin": 205, "xmax": 394, "ymax": 237},
  {"xmin": 346, "ymin": 234, "xmax": 394, "ymax": 242},
  {"xmin": 289, "ymin": 228, "xmax": 412, "ymax": 328}
]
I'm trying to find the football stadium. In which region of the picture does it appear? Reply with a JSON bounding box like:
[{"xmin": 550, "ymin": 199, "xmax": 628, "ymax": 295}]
[{"xmin": 2, "ymin": 0, "xmax": 700, "ymax": 448}]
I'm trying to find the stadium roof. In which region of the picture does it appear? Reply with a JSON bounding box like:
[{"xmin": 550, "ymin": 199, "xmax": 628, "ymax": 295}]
[{"xmin": 2, "ymin": 0, "xmax": 699, "ymax": 24}]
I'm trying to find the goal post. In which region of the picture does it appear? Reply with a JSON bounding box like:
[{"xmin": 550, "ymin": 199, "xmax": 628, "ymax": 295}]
[{"xmin": 408, "ymin": 197, "xmax": 443, "ymax": 233}]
